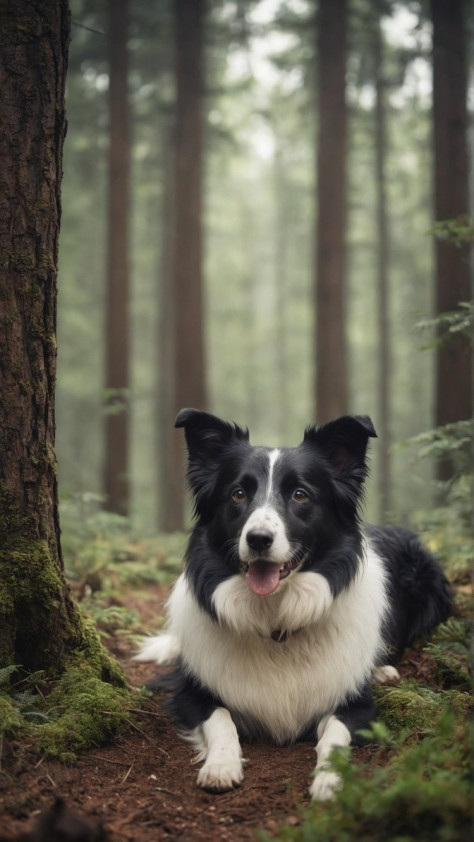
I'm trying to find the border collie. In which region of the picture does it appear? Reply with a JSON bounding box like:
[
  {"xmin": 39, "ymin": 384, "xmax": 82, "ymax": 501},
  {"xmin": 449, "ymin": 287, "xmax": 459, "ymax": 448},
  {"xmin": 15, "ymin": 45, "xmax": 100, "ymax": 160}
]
[{"xmin": 137, "ymin": 409, "xmax": 452, "ymax": 800}]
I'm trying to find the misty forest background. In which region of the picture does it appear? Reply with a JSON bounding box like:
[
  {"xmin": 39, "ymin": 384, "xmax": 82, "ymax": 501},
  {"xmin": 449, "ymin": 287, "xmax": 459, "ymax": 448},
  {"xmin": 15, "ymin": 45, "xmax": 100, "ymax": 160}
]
[{"xmin": 57, "ymin": 0, "xmax": 472, "ymax": 536}]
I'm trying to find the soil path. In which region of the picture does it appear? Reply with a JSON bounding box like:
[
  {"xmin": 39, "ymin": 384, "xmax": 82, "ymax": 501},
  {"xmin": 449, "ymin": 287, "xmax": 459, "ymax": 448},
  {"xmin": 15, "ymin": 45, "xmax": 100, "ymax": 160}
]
[{"xmin": 0, "ymin": 584, "xmax": 424, "ymax": 842}]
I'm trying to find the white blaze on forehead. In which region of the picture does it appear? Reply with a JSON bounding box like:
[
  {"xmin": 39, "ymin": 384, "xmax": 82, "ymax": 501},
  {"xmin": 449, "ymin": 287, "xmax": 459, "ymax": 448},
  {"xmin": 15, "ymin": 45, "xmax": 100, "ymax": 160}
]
[{"xmin": 266, "ymin": 449, "xmax": 281, "ymax": 500}]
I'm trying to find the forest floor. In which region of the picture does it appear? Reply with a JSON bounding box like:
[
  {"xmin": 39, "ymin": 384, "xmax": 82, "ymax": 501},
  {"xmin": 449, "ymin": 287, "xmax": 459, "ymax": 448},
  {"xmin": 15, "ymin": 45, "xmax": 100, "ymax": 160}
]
[{"xmin": 0, "ymin": 577, "xmax": 457, "ymax": 842}]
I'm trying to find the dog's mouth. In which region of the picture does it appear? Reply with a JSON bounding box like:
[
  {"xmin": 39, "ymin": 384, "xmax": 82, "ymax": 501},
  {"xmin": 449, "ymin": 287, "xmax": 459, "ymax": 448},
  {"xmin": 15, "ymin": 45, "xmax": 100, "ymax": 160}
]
[{"xmin": 242, "ymin": 557, "xmax": 300, "ymax": 596}]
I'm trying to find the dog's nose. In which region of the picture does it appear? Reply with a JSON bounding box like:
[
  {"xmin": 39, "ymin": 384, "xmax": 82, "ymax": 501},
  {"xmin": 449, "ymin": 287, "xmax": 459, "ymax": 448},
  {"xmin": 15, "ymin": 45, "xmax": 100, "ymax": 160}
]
[{"xmin": 247, "ymin": 529, "xmax": 274, "ymax": 552}]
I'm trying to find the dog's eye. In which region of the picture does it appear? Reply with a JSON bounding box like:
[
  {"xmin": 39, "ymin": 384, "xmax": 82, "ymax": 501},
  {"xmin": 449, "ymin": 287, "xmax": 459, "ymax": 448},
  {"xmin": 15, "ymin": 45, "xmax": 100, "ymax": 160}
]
[
  {"xmin": 232, "ymin": 488, "xmax": 247, "ymax": 503},
  {"xmin": 292, "ymin": 488, "xmax": 309, "ymax": 503}
]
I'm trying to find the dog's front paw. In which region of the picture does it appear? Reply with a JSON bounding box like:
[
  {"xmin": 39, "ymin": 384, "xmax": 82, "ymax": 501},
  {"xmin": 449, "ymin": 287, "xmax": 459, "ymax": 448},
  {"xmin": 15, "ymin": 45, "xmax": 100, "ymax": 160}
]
[
  {"xmin": 309, "ymin": 769, "xmax": 342, "ymax": 801},
  {"xmin": 197, "ymin": 761, "xmax": 244, "ymax": 793}
]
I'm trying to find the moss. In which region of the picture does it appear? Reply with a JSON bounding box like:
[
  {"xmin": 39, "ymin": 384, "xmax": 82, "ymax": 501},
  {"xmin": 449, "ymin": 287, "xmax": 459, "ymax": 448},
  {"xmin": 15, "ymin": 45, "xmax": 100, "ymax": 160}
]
[
  {"xmin": 3, "ymin": 308, "xmax": 18, "ymax": 325},
  {"xmin": 35, "ymin": 663, "xmax": 131, "ymax": 761},
  {"xmin": 374, "ymin": 682, "xmax": 471, "ymax": 731},
  {"xmin": 0, "ymin": 693, "xmax": 23, "ymax": 735},
  {"xmin": 78, "ymin": 619, "xmax": 126, "ymax": 687}
]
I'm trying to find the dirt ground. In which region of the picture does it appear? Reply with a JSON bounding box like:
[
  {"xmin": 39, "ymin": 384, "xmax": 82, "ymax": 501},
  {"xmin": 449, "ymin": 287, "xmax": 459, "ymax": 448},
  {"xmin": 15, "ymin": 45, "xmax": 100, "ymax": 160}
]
[{"xmin": 0, "ymin": 584, "xmax": 433, "ymax": 842}]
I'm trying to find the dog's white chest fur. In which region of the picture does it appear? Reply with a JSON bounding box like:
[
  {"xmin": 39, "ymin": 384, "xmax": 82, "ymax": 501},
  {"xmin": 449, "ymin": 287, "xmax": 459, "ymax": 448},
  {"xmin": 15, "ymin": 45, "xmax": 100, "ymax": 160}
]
[{"xmin": 167, "ymin": 542, "xmax": 387, "ymax": 744}]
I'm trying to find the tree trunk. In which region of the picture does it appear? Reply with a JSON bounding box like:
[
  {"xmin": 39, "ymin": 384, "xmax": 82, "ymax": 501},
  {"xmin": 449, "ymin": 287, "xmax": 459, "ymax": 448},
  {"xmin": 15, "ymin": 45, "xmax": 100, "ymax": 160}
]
[
  {"xmin": 0, "ymin": 1, "xmax": 111, "ymax": 677},
  {"xmin": 314, "ymin": 0, "xmax": 348, "ymax": 423},
  {"xmin": 431, "ymin": 0, "xmax": 472, "ymax": 479},
  {"xmin": 374, "ymin": 13, "xmax": 391, "ymax": 519},
  {"xmin": 274, "ymin": 144, "xmax": 290, "ymax": 442},
  {"xmin": 104, "ymin": 0, "xmax": 131, "ymax": 516},
  {"xmin": 157, "ymin": 118, "xmax": 175, "ymax": 530},
  {"xmin": 163, "ymin": 0, "xmax": 207, "ymax": 531}
]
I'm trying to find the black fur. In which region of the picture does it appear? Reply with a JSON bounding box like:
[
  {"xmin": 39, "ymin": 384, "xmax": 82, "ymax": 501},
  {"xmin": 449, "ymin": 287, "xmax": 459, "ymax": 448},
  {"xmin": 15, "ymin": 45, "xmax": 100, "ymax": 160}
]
[{"xmin": 367, "ymin": 524, "xmax": 452, "ymax": 661}]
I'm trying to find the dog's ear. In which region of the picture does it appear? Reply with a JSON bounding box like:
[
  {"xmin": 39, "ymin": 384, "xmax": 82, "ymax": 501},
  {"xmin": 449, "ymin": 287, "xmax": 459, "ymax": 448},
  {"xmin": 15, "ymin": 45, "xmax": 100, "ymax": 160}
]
[
  {"xmin": 175, "ymin": 409, "xmax": 249, "ymax": 517},
  {"xmin": 303, "ymin": 416, "xmax": 377, "ymax": 520},
  {"xmin": 304, "ymin": 415, "xmax": 377, "ymax": 474}
]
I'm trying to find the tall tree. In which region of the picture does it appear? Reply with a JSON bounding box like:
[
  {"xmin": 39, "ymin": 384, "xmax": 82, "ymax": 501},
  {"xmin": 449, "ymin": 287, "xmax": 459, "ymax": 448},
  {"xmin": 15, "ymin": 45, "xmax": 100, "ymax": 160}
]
[
  {"xmin": 431, "ymin": 0, "xmax": 471, "ymax": 479},
  {"xmin": 104, "ymin": 0, "xmax": 131, "ymax": 516},
  {"xmin": 374, "ymin": 9, "xmax": 391, "ymax": 518},
  {"xmin": 162, "ymin": 0, "xmax": 207, "ymax": 531},
  {"xmin": 0, "ymin": 1, "xmax": 113, "ymax": 679},
  {"xmin": 314, "ymin": 0, "xmax": 348, "ymax": 423}
]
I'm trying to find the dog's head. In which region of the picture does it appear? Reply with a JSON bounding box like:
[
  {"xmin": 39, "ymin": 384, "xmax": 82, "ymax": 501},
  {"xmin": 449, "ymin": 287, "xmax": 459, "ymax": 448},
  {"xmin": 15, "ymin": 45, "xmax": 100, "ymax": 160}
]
[{"xmin": 176, "ymin": 409, "xmax": 376, "ymax": 596}]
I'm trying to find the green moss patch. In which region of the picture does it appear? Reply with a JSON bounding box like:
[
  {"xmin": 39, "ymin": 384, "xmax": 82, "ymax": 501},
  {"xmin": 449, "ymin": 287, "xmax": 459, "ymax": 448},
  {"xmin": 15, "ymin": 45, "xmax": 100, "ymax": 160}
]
[{"xmin": 35, "ymin": 663, "xmax": 131, "ymax": 761}]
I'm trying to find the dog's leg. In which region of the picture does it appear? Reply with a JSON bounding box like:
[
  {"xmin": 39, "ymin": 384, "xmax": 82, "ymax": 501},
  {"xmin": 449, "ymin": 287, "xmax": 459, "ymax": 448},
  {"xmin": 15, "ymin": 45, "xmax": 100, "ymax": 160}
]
[
  {"xmin": 310, "ymin": 714, "xmax": 351, "ymax": 801},
  {"xmin": 192, "ymin": 707, "xmax": 244, "ymax": 793},
  {"xmin": 310, "ymin": 684, "xmax": 376, "ymax": 800}
]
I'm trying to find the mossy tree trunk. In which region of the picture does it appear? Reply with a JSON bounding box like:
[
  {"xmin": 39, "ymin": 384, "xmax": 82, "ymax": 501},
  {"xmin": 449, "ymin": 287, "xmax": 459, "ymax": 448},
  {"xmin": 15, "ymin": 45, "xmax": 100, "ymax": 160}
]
[{"xmin": 0, "ymin": 1, "xmax": 113, "ymax": 680}]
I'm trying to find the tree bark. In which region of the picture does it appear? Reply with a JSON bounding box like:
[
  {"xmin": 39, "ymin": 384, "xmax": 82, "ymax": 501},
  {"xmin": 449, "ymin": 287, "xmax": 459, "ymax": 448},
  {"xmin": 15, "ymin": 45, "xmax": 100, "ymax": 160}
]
[
  {"xmin": 157, "ymin": 117, "xmax": 175, "ymax": 530},
  {"xmin": 162, "ymin": 0, "xmax": 207, "ymax": 531},
  {"xmin": 374, "ymin": 13, "xmax": 391, "ymax": 519},
  {"xmin": 0, "ymin": 1, "xmax": 87, "ymax": 672},
  {"xmin": 431, "ymin": 0, "xmax": 472, "ymax": 479},
  {"xmin": 104, "ymin": 0, "xmax": 131, "ymax": 516},
  {"xmin": 314, "ymin": 0, "xmax": 348, "ymax": 423}
]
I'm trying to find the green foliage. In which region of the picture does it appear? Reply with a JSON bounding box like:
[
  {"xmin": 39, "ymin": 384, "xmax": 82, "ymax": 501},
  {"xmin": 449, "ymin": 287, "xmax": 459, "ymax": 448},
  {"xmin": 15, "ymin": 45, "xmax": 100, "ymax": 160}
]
[
  {"xmin": 402, "ymin": 420, "xmax": 473, "ymax": 491},
  {"xmin": 425, "ymin": 618, "xmax": 472, "ymax": 689},
  {"xmin": 60, "ymin": 493, "xmax": 183, "ymax": 587},
  {"xmin": 428, "ymin": 215, "xmax": 474, "ymax": 247},
  {"xmin": 80, "ymin": 601, "xmax": 142, "ymax": 640},
  {"xmin": 406, "ymin": 421, "xmax": 473, "ymax": 465},
  {"xmin": 0, "ymin": 664, "xmax": 18, "ymax": 687},
  {"xmin": 259, "ymin": 710, "xmax": 472, "ymax": 842},
  {"xmin": 415, "ymin": 302, "xmax": 474, "ymax": 347}
]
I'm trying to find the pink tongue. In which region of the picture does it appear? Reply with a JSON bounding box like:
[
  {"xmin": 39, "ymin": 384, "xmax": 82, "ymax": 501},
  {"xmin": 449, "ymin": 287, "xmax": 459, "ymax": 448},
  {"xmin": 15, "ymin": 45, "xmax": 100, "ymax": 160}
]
[{"xmin": 245, "ymin": 561, "xmax": 281, "ymax": 596}]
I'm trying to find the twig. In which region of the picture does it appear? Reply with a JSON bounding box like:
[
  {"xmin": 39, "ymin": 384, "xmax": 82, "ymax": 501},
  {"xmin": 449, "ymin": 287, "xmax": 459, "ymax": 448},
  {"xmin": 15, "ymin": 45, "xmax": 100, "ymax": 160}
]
[
  {"xmin": 125, "ymin": 708, "xmax": 166, "ymax": 718},
  {"xmin": 155, "ymin": 786, "xmax": 178, "ymax": 797},
  {"xmin": 98, "ymin": 712, "xmax": 170, "ymax": 757},
  {"xmin": 89, "ymin": 755, "xmax": 132, "ymax": 767},
  {"xmin": 71, "ymin": 20, "xmax": 106, "ymax": 36},
  {"xmin": 121, "ymin": 764, "xmax": 133, "ymax": 784}
]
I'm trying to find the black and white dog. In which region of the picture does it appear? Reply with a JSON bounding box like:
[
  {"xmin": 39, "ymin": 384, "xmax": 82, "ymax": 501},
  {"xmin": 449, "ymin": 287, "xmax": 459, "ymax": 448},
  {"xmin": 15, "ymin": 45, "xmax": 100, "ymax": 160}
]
[{"xmin": 137, "ymin": 409, "xmax": 452, "ymax": 800}]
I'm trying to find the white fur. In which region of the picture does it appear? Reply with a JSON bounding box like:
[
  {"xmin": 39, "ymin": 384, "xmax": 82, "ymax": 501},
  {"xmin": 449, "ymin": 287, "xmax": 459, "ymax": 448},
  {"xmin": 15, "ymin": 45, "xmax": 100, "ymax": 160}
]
[
  {"xmin": 134, "ymin": 632, "xmax": 179, "ymax": 665},
  {"xmin": 265, "ymin": 449, "xmax": 281, "ymax": 499},
  {"xmin": 239, "ymin": 503, "xmax": 291, "ymax": 565},
  {"xmin": 165, "ymin": 541, "xmax": 387, "ymax": 747},
  {"xmin": 310, "ymin": 715, "xmax": 351, "ymax": 800},
  {"xmin": 138, "ymin": 540, "xmax": 388, "ymax": 799},
  {"xmin": 186, "ymin": 707, "xmax": 244, "ymax": 791}
]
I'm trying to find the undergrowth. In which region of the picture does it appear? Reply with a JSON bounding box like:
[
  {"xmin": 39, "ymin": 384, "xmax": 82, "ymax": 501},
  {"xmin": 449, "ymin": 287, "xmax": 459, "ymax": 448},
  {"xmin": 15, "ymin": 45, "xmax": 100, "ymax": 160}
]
[
  {"xmin": 0, "ymin": 498, "xmax": 184, "ymax": 760},
  {"xmin": 259, "ymin": 709, "xmax": 471, "ymax": 842}
]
